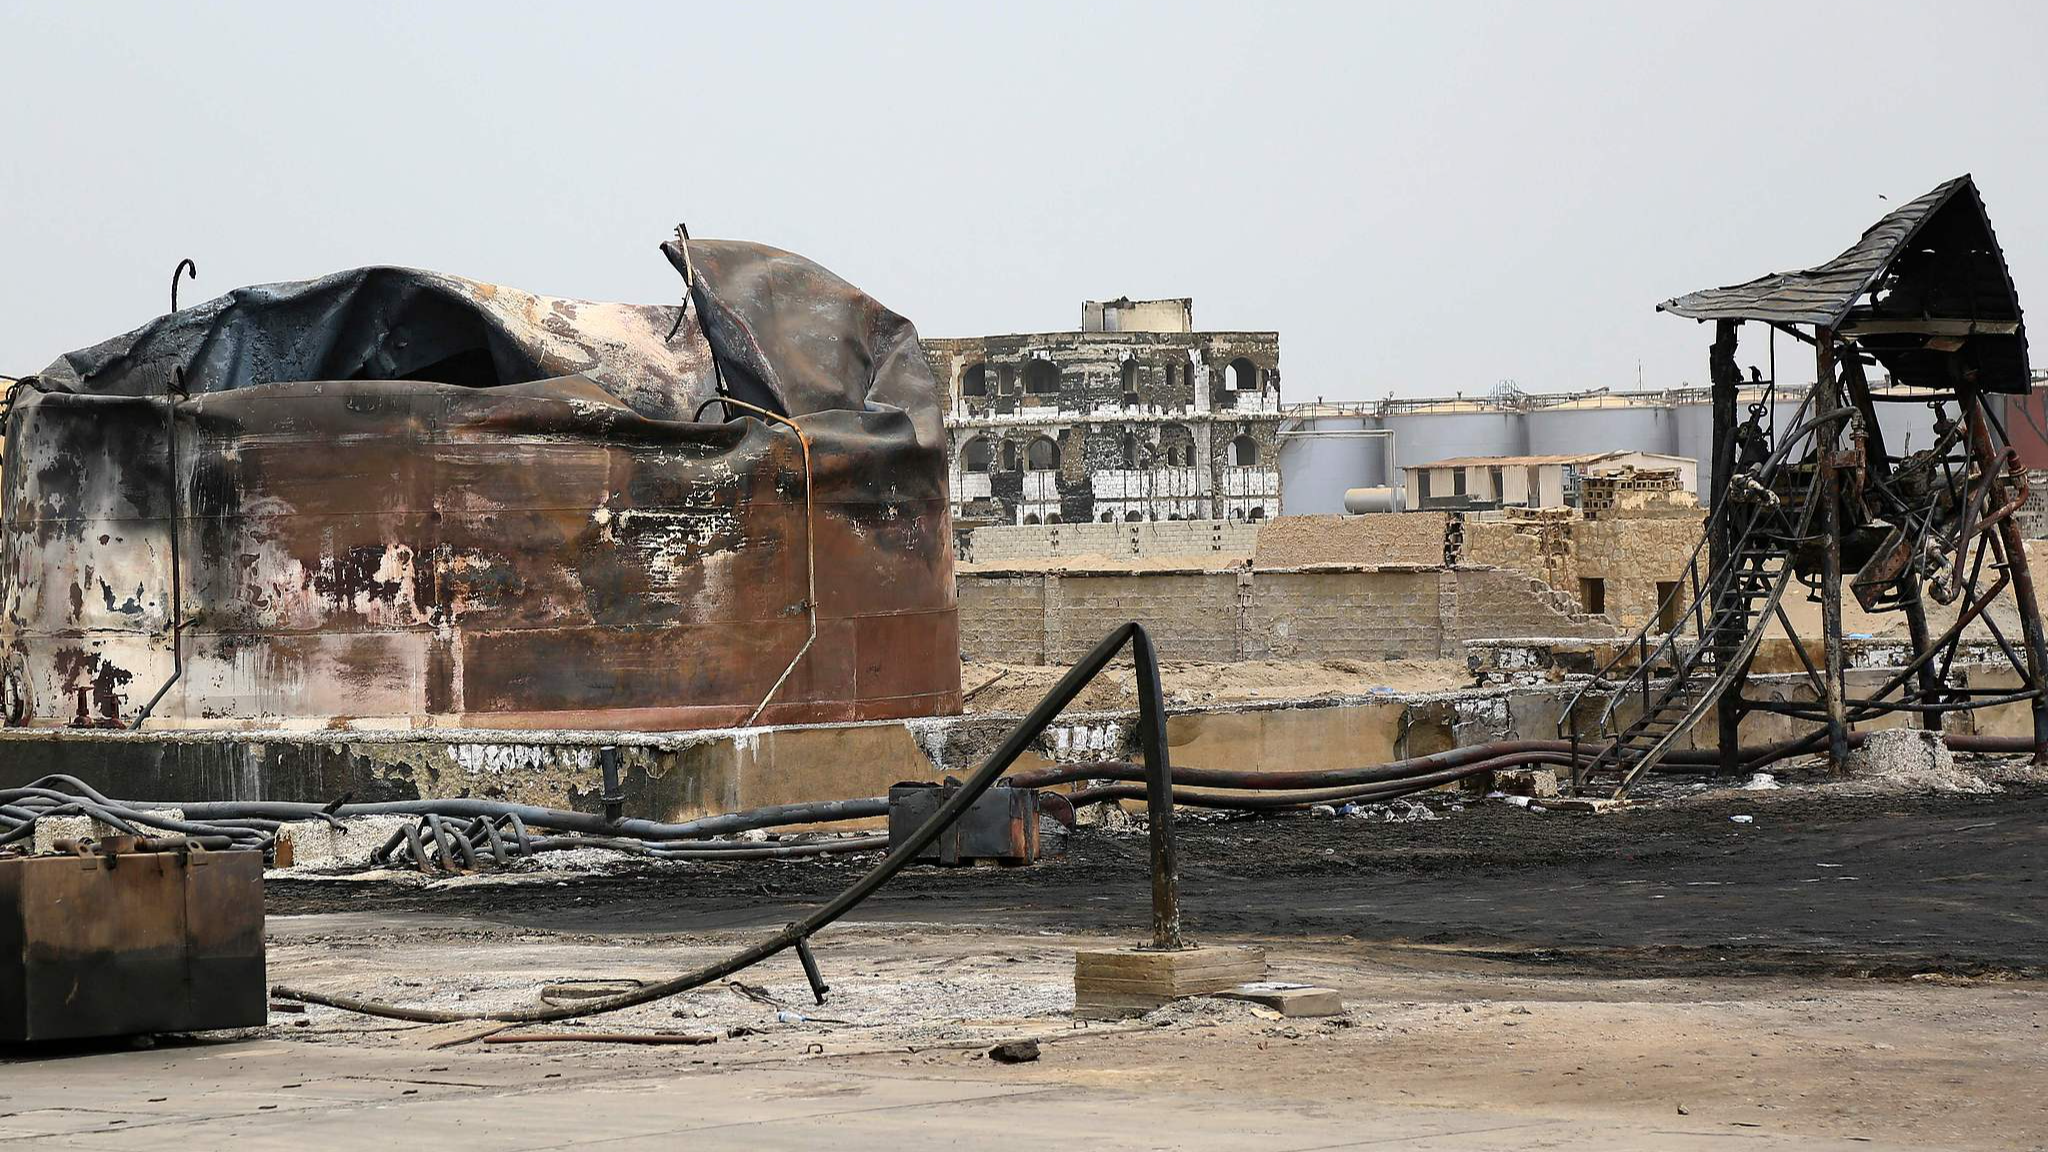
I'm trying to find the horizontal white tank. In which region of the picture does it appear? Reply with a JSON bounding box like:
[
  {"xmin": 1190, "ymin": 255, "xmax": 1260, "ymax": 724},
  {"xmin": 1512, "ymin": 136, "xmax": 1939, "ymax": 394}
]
[{"xmin": 1342, "ymin": 486, "xmax": 1404, "ymax": 514}]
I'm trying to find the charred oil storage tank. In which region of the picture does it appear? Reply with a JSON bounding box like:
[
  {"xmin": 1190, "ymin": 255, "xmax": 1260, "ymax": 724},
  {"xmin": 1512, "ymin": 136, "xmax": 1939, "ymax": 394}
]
[{"xmin": 1, "ymin": 240, "xmax": 961, "ymax": 730}]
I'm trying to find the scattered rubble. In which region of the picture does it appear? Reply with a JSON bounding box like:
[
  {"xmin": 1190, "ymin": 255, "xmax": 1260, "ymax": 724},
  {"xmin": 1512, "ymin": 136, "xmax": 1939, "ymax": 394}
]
[{"xmin": 1843, "ymin": 729, "xmax": 1997, "ymax": 795}]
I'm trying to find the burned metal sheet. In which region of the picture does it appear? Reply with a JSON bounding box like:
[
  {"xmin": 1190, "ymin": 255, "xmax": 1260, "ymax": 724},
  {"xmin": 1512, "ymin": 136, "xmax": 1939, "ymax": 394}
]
[
  {"xmin": 2, "ymin": 241, "xmax": 960, "ymax": 729},
  {"xmin": 1657, "ymin": 175, "xmax": 2029, "ymax": 393}
]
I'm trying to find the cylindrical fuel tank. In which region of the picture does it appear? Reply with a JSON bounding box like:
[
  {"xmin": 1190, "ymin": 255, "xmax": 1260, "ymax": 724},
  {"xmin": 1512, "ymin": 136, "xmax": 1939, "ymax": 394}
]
[
  {"xmin": 1869, "ymin": 398, "xmax": 1942, "ymax": 459},
  {"xmin": 1277, "ymin": 414, "xmax": 1387, "ymax": 514},
  {"xmin": 1342, "ymin": 486, "xmax": 1404, "ymax": 514},
  {"xmin": 1383, "ymin": 409, "xmax": 1525, "ymax": 472},
  {"xmin": 1526, "ymin": 402, "xmax": 1679, "ymax": 458}
]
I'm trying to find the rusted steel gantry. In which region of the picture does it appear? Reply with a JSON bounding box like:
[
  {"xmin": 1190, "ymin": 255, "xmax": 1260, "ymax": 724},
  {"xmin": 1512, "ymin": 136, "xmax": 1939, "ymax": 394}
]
[{"xmin": 1564, "ymin": 175, "xmax": 2048, "ymax": 794}]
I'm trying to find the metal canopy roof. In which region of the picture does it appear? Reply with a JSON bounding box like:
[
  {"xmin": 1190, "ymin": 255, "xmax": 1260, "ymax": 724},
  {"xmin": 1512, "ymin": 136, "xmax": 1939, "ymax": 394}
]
[
  {"xmin": 1657, "ymin": 175, "xmax": 2030, "ymax": 392},
  {"xmin": 1658, "ymin": 177, "xmax": 1972, "ymax": 327}
]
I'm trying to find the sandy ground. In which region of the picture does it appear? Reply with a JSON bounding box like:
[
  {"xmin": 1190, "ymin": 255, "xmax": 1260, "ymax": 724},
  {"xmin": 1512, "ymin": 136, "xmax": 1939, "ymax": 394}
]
[{"xmin": 962, "ymin": 657, "xmax": 1475, "ymax": 712}]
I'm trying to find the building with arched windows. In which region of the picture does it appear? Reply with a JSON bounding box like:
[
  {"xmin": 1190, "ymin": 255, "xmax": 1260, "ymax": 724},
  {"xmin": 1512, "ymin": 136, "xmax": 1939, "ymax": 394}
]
[{"xmin": 927, "ymin": 297, "xmax": 1282, "ymax": 525}]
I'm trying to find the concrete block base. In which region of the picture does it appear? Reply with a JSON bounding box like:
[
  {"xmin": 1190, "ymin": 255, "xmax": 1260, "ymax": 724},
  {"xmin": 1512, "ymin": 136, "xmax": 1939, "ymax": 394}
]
[
  {"xmin": 1214, "ymin": 982, "xmax": 1345, "ymax": 1017},
  {"xmin": 1073, "ymin": 945, "xmax": 1269, "ymax": 1019}
]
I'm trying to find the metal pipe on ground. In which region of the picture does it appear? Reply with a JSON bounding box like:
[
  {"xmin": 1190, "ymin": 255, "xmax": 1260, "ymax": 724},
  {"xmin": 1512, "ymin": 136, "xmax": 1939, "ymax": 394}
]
[{"xmin": 270, "ymin": 621, "xmax": 1184, "ymax": 1024}]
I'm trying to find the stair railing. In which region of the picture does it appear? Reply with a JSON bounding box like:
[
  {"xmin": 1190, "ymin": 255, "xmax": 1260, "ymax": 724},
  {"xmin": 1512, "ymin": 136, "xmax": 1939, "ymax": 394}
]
[{"xmin": 1558, "ymin": 389, "xmax": 1851, "ymax": 766}]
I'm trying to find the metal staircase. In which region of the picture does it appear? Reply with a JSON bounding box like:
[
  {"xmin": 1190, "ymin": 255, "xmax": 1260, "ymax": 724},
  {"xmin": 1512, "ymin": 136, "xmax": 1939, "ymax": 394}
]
[{"xmin": 1563, "ymin": 417, "xmax": 1827, "ymax": 797}]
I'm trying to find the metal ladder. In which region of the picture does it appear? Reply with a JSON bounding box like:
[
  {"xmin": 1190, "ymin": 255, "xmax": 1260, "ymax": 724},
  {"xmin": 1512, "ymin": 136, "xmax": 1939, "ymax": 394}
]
[{"xmin": 1565, "ymin": 461, "xmax": 1821, "ymax": 797}]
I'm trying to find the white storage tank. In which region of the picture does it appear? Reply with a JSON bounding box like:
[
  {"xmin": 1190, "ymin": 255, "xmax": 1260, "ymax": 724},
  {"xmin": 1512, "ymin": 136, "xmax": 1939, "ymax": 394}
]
[
  {"xmin": 1277, "ymin": 411, "xmax": 1387, "ymax": 515},
  {"xmin": 1383, "ymin": 406, "xmax": 1525, "ymax": 473},
  {"xmin": 1526, "ymin": 401, "xmax": 1680, "ymax": 458}
]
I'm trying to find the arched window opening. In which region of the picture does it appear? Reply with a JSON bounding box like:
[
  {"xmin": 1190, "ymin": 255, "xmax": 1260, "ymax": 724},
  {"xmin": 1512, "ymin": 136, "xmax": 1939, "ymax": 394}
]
[
  {"xmin": 1121, "ymin": 359, "xmax": 1140, "ymax": 393},
  {"xmin": 1047, "ymin": 513, "xmax": 1062, "ymax": 524},
  {"xmin": 1248, "ymin": 507, "xmax": 1267, "ymax": 522},
  {"xmin": 1001, "ymin": 440, "xmax": 1020, "ymax": 471},
  {"xmin": 1100, "ymin": 511, "xmax": 1115, "ymax": 523},
  {"xmin": 1024, "ymin": 359, "xmax": 1061, "ymax": 394},
  {"xmin": 1159, "ymin": 424, "xmax": 1194, "ymax": 468},
  {"xmin": 1121, "ymin": 432, "xmax": 1140, "ymax": 469},
  {"xmin": 1125, "ymin": 511, "xmax": 1144, "ymax": 522},
  {"xmin": 961, "ymin": 437, "xmax": 991, "ymax": 472},
  {"xmin": 961, "ymin": 364, "xmax": 988, "ymax": 397},
  {"xmin": 1226, "ymin": 357, "xmax": 1260, "ymax": 392},
  {"xmin": 1229, "ymin": 434, "xmax": 1260, "ymax": 466},
  {"xmin": 1022, "ymin": 513, "xmax": 1041, "ymax": 525},
  {"xmin": 1026, "ymin": 436, "xmax": 1060, "ymax": 471}
]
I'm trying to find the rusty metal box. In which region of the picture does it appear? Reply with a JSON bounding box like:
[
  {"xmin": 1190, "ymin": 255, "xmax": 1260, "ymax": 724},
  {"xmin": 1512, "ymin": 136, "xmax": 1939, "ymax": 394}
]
[
  {"xmin": 887, "ymin": 782, "xmax": 1041, "ymax": 866},
  {"xmin": 0, "ymin": 846, "xmax": 266, "ymax": 1041}
]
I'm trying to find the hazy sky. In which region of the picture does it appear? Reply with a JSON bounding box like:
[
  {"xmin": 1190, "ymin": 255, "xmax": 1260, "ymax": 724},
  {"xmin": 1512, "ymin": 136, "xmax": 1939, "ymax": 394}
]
[{"xmin": 5, "ymin": 1, "xmax": 2045, "ymax": 400}]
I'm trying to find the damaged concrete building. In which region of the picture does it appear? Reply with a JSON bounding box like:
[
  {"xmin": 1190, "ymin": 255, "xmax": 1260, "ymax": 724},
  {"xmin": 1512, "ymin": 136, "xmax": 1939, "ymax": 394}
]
[{"xmin": 924, "ymin": 297, "xmax": 1282, "ymax": 526}]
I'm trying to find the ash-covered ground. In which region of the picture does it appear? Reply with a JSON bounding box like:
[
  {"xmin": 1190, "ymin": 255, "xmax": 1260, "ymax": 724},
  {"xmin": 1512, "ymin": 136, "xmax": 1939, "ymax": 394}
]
[{"xmin": 270, "ymin": 775, "xmax": 2048, "ymax": 981}]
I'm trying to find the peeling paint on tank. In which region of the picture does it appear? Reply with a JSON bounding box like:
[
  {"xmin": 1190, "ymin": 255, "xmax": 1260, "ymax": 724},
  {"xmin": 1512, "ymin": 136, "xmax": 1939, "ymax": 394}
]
[
  {"xmin": 1045, "ymin": 721, "xmax": 1122, "ymax": 762},
  {"xmin": 450, "ymin": 742, "xmax": 596, "ymax": 776}
]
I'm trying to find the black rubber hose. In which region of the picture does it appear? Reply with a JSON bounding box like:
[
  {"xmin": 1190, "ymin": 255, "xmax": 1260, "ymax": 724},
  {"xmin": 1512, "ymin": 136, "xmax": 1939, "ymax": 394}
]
[
  {"xmin": 271, "ymin": 622, "xmax": 1160, "ymax": 1023},
  {"xmin": 520, "ymin": 834, "xmax": 887, "ymax": 860},
  {"xmin": 1065, "ymin": 751, "xmax": 1579, "ymax": 810},
  {"xmin": 166, "ymin": 796, "xmax": 890, "ymax": 841}
]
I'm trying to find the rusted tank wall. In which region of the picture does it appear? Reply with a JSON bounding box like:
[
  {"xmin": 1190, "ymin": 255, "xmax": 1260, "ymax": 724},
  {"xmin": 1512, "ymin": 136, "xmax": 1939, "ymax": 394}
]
[
  {"xmin": 2, "ymin": 246, "xmax": 961, "ymax": 731},
  {"xmin": 2, "ymin": 382, "xmax": 957, "ymax": 729}
]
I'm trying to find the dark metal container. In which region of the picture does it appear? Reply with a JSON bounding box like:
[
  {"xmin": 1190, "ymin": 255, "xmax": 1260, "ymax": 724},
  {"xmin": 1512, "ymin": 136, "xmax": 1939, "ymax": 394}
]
[
  {"xmin": 0, "ymin": 843, "xmax": 266, "ymax": 1041},
  {"xmin": 887, "ymin": 782, "xmax": 1040, "ymax": 866}
]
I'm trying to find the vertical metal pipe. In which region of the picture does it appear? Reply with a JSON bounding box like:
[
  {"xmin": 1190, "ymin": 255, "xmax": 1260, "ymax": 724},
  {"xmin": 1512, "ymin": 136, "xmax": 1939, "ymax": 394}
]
[
  {"xmin": 1709, "ymin": 320, "xmax": 1743, "ymax": 775},
  {"xmin": 1129, "ymin": 624, "xmax": 1182, "ymax": 951},
  {"xmin": 130, "ymin": 386, "xmax": 184, "ymax": 729},
  {"xmin": 1815, "ymin": 331, "xmax": 1851, "ymax": 771}
]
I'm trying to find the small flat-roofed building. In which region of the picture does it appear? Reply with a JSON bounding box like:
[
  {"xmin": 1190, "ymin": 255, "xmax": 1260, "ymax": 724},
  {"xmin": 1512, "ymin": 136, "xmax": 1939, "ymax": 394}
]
[{"xmin": 1402, "ymin": 451, "xmax": 1697, "ymax": 511}]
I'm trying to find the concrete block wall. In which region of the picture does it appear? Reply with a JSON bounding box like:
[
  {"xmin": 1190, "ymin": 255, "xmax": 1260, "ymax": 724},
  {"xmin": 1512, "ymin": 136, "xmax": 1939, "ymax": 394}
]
[
  {"xmin": 1041, "ymin": 572, "xmax": 1244, "ymax": 663},
  {"xmin": 1249, "ymin": 570, "xmax": 1443, "ymax": 660},
  {"xmin": 965, "ymin": 519, "xmax": 1258, "ymax": 564},
  {"xmin": 959, "ymin": 565, "xmax": 1618, "ymax": 665},
  {"xmin": 1251, "ymin": 513, "xmax": 1447, "ymax": 569},
  {"xmin": 957, "ymin": 576, "xmax": 1052, "ymax": 663},
  {"xmin": 1463, "ymin": 511, "xmax": 1703, "ymax": 630},
  {"xmin": 1450, "ymin": 568, "xmax": 1612, "ymax": 642},
  {"xmin": 2019, "ymin": 470, "xmax": 2048, "ymax": 539}
]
